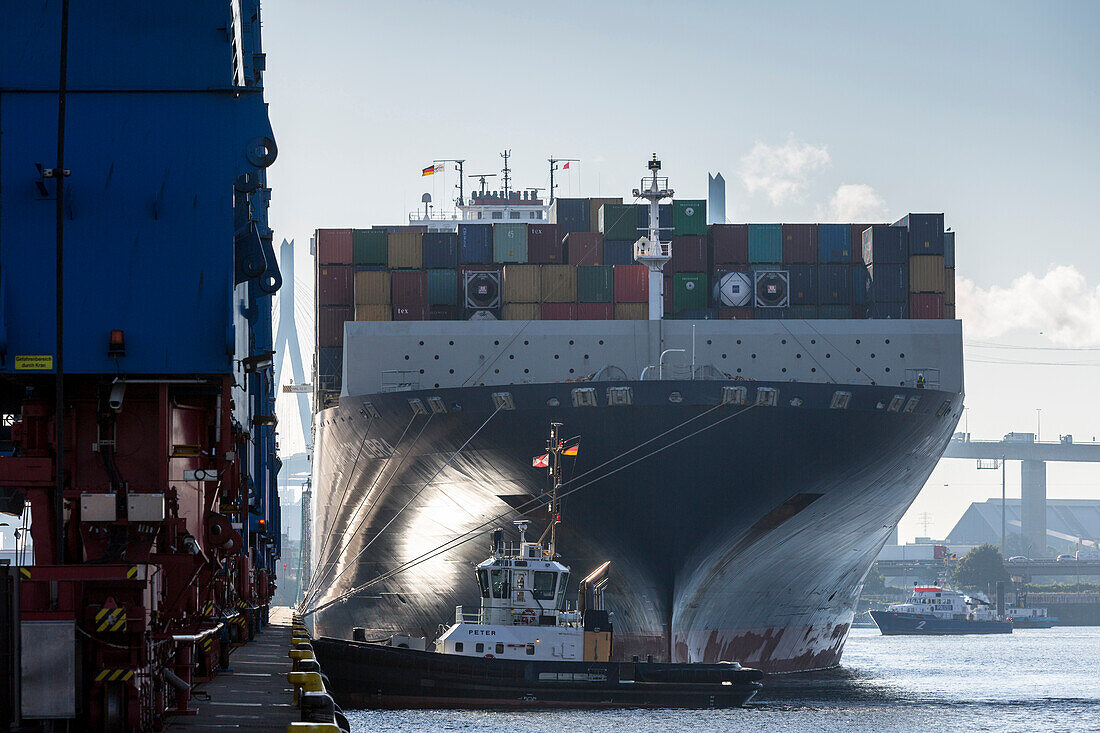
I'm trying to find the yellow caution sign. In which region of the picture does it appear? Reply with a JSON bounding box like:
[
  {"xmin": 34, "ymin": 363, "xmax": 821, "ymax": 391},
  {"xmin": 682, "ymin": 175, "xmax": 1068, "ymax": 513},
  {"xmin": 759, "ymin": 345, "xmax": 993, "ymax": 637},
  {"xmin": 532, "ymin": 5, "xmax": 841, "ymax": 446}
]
[
  {"xmin": 18, "ymin": 568, "xmax": 30, "ymax": 579},
  {"xmin": 15, "ymin": 355, "xmax": 54, "ymax": 371},
  {"xmin": 94, "ymin": 668, "xmax": 135, "ymax": 682},
  {"xmin": 95, "ymin": 607, "xmax": 127, "ymax": 633},
  {"xmin": 126, "ymin": 566, "xmax": 138, "ymax": 579}
]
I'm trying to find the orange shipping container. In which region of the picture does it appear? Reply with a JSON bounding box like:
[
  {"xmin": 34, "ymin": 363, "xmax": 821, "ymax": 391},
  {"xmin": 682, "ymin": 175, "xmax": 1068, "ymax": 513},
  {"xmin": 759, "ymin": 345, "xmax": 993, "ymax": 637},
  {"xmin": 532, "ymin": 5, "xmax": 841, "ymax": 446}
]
[
  {"xmin": 614, "ymin": 303, "xmax": 648, "ymax": 320},
  {"xmin": 588, "ymin": 198, "xmax": 622, "ymax": 232},
  {"xmin": 354, "ymin": 270, "xmax": 391, "ymax": 305},
  {"xmin": 388, "ymin": 231, "xmax": 423, "ymax": 269},
  {"xmin": 945, "ymin": 268, "xmax": 955, "ymax": 304},
  {"xmin": 503, "ymin": 264, "xmax": 541, "ymax": 303},
  {"xmin": 908, "ymin": 255, "xmax": 946, "ymax": 293},
  {"xmin": 503, "ymin": 303, "xmax": 541, "ymax": 321},
  {"xmin": 354, "ymin": 304, "xmax": 392, "ymax": 321},
  {"xmin": 540, "ymin": 264, "xmax": 577, "ymax": 303}
]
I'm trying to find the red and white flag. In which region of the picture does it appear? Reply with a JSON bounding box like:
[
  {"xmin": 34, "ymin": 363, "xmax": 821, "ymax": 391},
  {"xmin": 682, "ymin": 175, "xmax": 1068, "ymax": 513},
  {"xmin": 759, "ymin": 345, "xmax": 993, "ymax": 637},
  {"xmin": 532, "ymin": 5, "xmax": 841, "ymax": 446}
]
[
  {"xmin": 562, "ymin": 162, "xmax": 570, "ymax": 170},
  {"xmin": 532, "ymin": 453, "xmax": 549, "ymax": 468}
]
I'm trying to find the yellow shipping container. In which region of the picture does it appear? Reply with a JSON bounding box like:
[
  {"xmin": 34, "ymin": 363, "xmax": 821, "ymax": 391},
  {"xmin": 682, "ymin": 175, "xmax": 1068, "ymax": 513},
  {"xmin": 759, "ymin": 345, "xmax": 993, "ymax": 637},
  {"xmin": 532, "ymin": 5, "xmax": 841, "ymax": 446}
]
[
  {"xmin": 614, "ymin": 303, "xmax": 648, "ymax": 320},
  {"xmin": 588, "ymin": 198, "xmax": 622, "ymax": 232},
  {"xmin": 388, "ymin": 231, "xmax": 423, "ymax": 269},
  {"xmin": 503, "ymin": 264, "xmax": 541, "ymax": 303},
  {"xmin": 503, "ymin": 303, "xmax": 541, "ymax": 321},
  {"xmin": 540, "ymin": 264, "xmax": 577, "ymax": 303},
  {"xmin": 353, "ymin": 270, "xmax": 391, "ymax": 305},
  {"xmin": 945, "ymin": 268, "xmax": 955, "ymax": 305},
  {"xmin": 354, "ymin": 304, "xmax": 392, "ymax": 321},
  {"xmin": 908, "ymin": 255, "xmax": 946, "ymax": 293}
]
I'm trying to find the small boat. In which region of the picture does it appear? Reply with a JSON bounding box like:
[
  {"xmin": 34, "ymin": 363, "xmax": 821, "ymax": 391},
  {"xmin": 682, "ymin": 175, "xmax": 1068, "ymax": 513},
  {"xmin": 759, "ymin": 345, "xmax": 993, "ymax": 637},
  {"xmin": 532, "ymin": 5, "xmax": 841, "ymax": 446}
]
[
  {"xmin": 869, "ymin": 586, "xmax": 1012, "ymax": 635},
  {"xmin": 1006, "ymin": 594, "xmax": 1058, "ymax": 628},
  {"xmin": 312, "ymin": 422, "xmax": 764, "ymax": 708}
]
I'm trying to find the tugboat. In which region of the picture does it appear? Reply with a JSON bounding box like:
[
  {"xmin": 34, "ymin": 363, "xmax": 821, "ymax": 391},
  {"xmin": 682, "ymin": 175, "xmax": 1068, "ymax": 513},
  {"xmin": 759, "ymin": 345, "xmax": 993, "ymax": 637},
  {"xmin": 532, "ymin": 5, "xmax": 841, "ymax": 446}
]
[
  {"xmin": 1006, "ymin": 593, "xmax": 1058, "ymax": 629},
  {"xmin": 310, "ymin": 423, "xmax": 764, "ymax": 708},
  {"xmin": 870, "ymin": 586, "xmax": 1013, "ymax": 635}
]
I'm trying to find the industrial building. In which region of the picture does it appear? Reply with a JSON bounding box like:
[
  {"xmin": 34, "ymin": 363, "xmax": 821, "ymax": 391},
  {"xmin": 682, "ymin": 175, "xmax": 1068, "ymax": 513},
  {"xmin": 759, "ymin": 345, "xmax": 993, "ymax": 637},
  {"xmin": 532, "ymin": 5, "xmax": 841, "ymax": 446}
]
[{"xmin": 946, "ymin": 498, "xmax": 1100, "ymax": 556}]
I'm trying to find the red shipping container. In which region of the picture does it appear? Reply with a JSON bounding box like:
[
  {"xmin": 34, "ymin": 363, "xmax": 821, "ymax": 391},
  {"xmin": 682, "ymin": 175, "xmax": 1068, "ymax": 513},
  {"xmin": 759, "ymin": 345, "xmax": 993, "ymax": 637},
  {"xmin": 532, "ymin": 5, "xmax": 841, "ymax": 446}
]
[
  {"xmin": 316, "ymin": 228, "xmax": 353, "ymax": 265},
  {"xmin": 528, "ymin": 223, "xmax": 563, "ymax": 264},
  {"xmin": 540, "ymin": 303, "xmax": 574, "ymax": 320},
  {"xmin": 564, "ymin": 232, "xmax": 603, "ymax": 265},
  {"xmin": 317, "ymin": 264, "xmax": 353, "ymax": 306},
  {"xmin": 710, "ymin": 224, "xmax": 749, "ymax": 265},
  {"xmin": 574, "ymin": 303, "xmax": 613, "ymax": 320},
  {"xmin": 391, "ymin": 270, "xmax": 428, "ymax": 307},
  {"xmin": 782, "ymin": 224, "xmax": 817, "ymax": 264},
  {"xmin": 613, "ymin": 265, "xmax": 649, "ymax": 303},
  {"xmin": 719, "ymin": 307, "xmax": 754, "ymax": 320},
  {"xmin": 671, "ymin": 235, "xmax": 707, "ymax": 272},
  {"xmin": 393, "ymin": 304, "xmax": 429, "ymax": 321},
  {"xmin": 318, "ymin": 305, "xmax": 352, "ymax": 347},
  {"xmin": 909, "ymin": 293, "xmax": 945, "ymax": 319}
]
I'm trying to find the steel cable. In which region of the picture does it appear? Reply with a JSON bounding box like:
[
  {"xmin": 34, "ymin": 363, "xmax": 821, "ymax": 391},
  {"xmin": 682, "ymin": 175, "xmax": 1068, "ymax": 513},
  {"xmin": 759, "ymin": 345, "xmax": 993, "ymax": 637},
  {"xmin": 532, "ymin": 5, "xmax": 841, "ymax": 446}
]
[{"xmin": 303, "ymin": 401, "xmax": 757, "ymax": 617}]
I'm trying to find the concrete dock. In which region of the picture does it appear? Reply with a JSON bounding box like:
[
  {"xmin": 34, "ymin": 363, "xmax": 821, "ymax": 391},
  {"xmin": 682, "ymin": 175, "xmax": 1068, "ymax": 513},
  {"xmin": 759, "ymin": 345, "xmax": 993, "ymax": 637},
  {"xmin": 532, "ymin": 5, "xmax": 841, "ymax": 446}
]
[{"xmin": 168, "ymin": 607, "xmax": 298, "ymax": 732}]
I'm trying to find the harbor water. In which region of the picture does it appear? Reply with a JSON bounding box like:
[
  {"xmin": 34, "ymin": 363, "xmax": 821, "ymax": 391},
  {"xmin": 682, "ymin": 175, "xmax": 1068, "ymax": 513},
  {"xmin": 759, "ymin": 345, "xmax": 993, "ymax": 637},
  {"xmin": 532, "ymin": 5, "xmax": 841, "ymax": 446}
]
[{"xmin": 346, "ymin": 627, "xmax": 1100, "ymax": 732}]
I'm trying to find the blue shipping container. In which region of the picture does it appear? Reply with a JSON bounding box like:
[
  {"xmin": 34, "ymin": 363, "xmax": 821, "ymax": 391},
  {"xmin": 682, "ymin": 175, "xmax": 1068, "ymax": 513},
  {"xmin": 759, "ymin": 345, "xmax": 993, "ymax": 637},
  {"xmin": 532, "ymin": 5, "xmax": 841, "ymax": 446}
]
[
  {"xmin": 944, "ymin": 231, "xmax": 955, "ymax": 269},
  {"xmin": 787, "ymin": 265, "xmax": 817, "ymax": 305},
  {"xmin": 818, "ymin": 224, "xmax": 851, "ymax": 263},
  {"xmin": 755, "ymin": 307, "xmax": 788, "ymax": 320},
  {"xmin": 896, "ymin": 213, "xmax": 945, "ymax": 255},
  {"xmin": 862, "ymin": 225, "xmax": 907, "ymax": 265},
  {"xmin": 636, "ymin": 203, "xmax": 673, "ymax": 238},
  {"xmin": 870, "ymin": 302, "xmax": 908, "ymax": 319},
  {"xmin": 852, "ymin": 265, "xmax": 869, "ymax": 305},
  {"xmin": 423, "ymin": 232, "xmax": 459, "ymax": 268},
  {"xmin": 550, "ymin": 198, "xmax": 590, "ymax": 237},
  {"xmin": 867, "ymin": 263, "xmax": 909, "ymax": 302},
  {"xmin": 818, "ymin": 264, "xmax": 853, "ymax": 304},
  {"xmin": 426, "ymin": 269, "xmax": 459, "ymax": 306},
  {"xmin": 459, "ymin": 224, "xmax": 493, "ymax": 264},
  {"xmin": 603, "ymin": 240, "xmax": 636, "ymax": 266}
]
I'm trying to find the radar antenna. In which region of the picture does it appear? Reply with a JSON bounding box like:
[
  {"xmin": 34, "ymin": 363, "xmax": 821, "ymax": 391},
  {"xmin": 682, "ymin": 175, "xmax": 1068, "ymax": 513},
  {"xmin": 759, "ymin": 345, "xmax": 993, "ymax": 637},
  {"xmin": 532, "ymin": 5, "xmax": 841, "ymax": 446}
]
[
  {"xmin": 433, "ymin": 158, "xmax": 465, "ymax": 206},
  {"xmin": 548, "ymin": 156, "xmax": 580, "ymax": 204},
  {"xmin": 500, "ymin": 149, "xmax": 512, "ymax": 201},
  {"xmin": 468, "ymin": 173, "xmax": 497, "ymax": 197},
  {"xmin": 632, "ymin": 153, "xmax": 675, "ymax": 321}
]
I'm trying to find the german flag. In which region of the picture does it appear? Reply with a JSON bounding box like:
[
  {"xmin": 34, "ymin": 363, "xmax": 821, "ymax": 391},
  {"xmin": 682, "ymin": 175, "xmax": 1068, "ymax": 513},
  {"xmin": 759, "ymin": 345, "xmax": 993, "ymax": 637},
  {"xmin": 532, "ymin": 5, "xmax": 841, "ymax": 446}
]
[
  {"xmin": 422, "ymin": 164, "xmax": 440, "ymax": 176},
  {"xmin": 562, "ymin": 444, "xmax": 579, "ymax": 456}
]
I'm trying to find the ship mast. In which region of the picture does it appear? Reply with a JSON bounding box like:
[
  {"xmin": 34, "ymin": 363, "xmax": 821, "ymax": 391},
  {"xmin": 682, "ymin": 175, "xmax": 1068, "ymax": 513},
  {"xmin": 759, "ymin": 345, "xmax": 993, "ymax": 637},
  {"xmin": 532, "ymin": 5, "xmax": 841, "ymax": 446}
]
[
  {"xmin": 632, "ymin": 154, "xmax": 674, "ymax": 320},
  {"xmin": 548, "ymin": 422, "xmax": 563, "ymax": 558}
]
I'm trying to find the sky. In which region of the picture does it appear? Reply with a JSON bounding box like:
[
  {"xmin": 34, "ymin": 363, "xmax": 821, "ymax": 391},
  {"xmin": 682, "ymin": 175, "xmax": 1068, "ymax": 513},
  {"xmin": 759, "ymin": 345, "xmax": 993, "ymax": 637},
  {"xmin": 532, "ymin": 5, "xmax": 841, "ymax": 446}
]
[{"xmin": 261, "ymin": 0, "xmax": 1100, "ymax": 543}]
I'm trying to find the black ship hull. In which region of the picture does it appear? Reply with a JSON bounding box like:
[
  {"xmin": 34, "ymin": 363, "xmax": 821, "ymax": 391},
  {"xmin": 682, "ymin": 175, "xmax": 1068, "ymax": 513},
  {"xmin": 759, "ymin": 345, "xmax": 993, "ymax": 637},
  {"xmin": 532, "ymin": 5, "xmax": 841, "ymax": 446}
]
[
  {"xmin": 312, "ymin": 637, "xmax": 763, "ymax": 709},
  {"xmin": 307, "ymin": 379, "xmax": 962, "ymax": 673}
]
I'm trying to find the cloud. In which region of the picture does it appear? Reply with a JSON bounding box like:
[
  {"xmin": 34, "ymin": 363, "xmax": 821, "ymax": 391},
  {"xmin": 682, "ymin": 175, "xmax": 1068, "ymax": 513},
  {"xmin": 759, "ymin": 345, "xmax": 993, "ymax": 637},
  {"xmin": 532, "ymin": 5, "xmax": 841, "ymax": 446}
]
[
  {"xmin": 739, "ymin": 136, "xmax": 830, "ymax": 205},
  {"xmin": 958, "ymin": 265, "xmax": 1100, "ymax": 345},
  {"xmin": 824, "ymin": 183, "xmax": 886, "ymax": 222}
]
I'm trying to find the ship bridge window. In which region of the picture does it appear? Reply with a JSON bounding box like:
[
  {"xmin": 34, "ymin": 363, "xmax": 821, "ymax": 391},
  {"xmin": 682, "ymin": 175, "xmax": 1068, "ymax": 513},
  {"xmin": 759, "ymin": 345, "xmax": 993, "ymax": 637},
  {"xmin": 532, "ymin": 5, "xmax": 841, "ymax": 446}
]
[
  {"xmin": 491, "ymin": 569, "xmax": 510, "ymax": 599},
  {"xmin": 556, "ymin": 571, "xmax": 570, "ymax": 610},
  {"xmin": 477, "ymin": 569, "xmax": 490, "ymax": 598},
  {"xmin": 533, "ymin": 571, "xmax": 557, "ymax": 601}
]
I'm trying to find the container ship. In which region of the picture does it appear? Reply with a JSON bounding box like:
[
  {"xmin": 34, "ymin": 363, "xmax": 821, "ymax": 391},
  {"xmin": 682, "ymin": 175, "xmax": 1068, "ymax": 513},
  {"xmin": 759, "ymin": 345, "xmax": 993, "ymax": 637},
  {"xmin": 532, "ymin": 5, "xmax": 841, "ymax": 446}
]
[{"xmin": 303, "ymin": 155, "xmax": 963, "ymax": 673}]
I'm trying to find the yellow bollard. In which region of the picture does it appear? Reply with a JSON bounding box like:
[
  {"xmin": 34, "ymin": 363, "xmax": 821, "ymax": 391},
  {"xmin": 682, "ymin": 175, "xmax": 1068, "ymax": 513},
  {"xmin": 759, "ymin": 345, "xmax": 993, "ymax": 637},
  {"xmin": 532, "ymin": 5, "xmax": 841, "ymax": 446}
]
[
  {"xmin": 286, "ymin": 724, "xmax": 342, "ymax": 733},
  {"xmin": 289, "ymin": 649, "xmax": 315, "ymax": 661},
  {"xmin": 287, "ymin": 671, "xmax": 325, "ymax": 705}
]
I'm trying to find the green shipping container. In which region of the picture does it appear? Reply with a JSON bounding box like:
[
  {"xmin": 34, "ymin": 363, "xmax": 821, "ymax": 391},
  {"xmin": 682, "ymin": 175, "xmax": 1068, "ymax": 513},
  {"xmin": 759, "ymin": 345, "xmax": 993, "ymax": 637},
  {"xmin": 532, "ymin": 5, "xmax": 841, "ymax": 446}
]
[
  {"xmin": 426, "ymin": 269, "xmax": 458, "ymax": 306},
  {"xmin": 748, "ymin": 224, "xmax": 782, "ymax": 263},
  {"xmin": 599, "ymin": 204, "xmax": 638, "ymax": 240},
  {"xmin": 673, "ymin": 200, "xmax": 707, "ymax": 236},
  {"xmin": 672, "ymin": 272, "xmax": 707, "ymax": 313},
  {"xmin": 787, "ymin": 305, "xmax": 819, "ymax": 319},
  {"xmin": 352, "ymin": 229, "xmax": 388, "ymax": 266},
  {"xmin": 577, "ymin": 265, "xmax": 614, "ymax": 303},
  {"xmin": 493, "ymin": 223, "xmax": 529, "ymax": 263}
]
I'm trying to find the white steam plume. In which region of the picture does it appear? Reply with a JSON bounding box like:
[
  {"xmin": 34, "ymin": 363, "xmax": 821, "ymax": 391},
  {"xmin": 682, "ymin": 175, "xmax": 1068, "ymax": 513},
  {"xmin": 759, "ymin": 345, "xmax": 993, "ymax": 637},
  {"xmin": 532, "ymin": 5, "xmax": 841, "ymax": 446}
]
[
  {"xmin": 740, "ymin": 136, "xmax": 830, "ymax": 205},
  {"xmin": 958, "ymin": 265, "xmax": 1100, "ymax": 345}
]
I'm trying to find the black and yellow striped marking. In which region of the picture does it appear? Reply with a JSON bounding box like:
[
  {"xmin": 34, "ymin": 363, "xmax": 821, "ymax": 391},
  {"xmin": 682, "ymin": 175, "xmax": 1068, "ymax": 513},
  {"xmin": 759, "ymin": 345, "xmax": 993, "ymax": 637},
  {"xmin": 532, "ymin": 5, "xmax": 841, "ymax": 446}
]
[
  {"xmin": 94, "ymin": 668, "xmax": 134, "ymax": 683},
  {"xmin": 95, "ymin": 608, "xmax": 127, "ymax": 633},
  {"xmin": 18, "ymin": 568, "xmax": 30, "ymax": 579},
  {"xmin": 201, "ymin": 601, "xmax": 216, "ymax": 617},
  {"xmin": 202, "ymin": 637, "xmax": 213, "ymax": 652},
  {"xmin": 126, "ymin": 565, "xmax": 138, "ymax": 579}
]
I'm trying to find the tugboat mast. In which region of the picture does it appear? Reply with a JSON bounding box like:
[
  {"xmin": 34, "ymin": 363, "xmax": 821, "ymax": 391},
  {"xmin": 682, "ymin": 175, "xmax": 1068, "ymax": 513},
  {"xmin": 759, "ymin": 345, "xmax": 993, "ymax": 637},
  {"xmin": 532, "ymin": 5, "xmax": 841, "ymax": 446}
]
[{"xmin": 548, "ymin": 421, "xmax": 563, "ymax": 558}]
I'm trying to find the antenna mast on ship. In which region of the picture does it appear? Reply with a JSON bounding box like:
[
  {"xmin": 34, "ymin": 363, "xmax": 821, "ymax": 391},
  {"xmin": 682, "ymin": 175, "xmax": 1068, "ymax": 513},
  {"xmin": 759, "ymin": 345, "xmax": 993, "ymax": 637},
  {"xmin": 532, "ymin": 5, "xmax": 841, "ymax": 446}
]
[
  {"xmin": 633, "ymin": 153, "xmax": 675, "ymax": 320},
  {"xmin": 548, "ymin": 156, "xmax": 580, "ymax": 204},
  {"xmin": 547, "ymin": 422, "xmax": 564, "ymax": 558},
  {"xmin": 500, "ymin": 150, "xmax": 512, "ymax": 201},
  {"xmin": 434, "ymin": 158, "xmax": 465, "ymax": 206}
]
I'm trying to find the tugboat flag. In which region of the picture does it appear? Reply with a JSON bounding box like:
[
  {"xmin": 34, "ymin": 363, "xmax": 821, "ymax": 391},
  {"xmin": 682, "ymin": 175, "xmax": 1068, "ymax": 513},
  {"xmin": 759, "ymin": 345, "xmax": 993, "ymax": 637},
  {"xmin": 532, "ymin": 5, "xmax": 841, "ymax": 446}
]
[
  {"xmin": 422, "ymin": 164, "xmax": 441, "ymax": 176},
  {"xmin": 532, "ymin": 454, "xmax": 549, "ymax": 468},
  {"xmin": 562, "ymin": 444, "xmax": 579, "ymax": 456}
]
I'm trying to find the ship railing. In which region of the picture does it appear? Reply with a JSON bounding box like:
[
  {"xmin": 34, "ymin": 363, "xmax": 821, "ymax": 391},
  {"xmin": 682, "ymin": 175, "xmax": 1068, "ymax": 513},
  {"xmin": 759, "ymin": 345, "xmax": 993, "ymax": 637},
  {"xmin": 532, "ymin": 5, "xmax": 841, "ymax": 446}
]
[
  {"xmin": 380, "ymin": 370, "xmax": 420, "ymax": 393},
  {"xmin": 455, "ymin": 606, "xmax": 481, "ymax": 624}
]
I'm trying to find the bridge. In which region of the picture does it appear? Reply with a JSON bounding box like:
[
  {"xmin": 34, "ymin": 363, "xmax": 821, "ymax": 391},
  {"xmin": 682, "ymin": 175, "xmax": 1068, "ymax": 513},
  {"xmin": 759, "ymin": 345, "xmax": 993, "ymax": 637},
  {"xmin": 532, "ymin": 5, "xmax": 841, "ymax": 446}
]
[{"xmin": 941, "ymin": 433, "xmax": 1100, "ymax": 555}]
